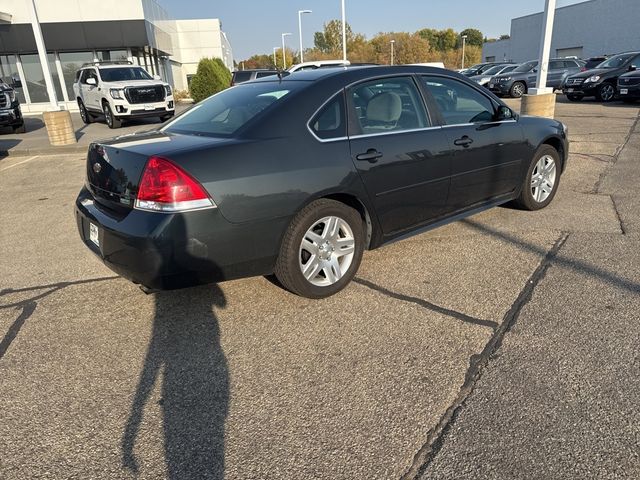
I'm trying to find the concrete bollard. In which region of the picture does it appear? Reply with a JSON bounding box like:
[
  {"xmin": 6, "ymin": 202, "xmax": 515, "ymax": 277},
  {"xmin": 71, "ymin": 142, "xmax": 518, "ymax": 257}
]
[
  {"xmin": 42, "ymin": 110, "xmax": 77, "ymax": 146},
  {"xmin": 520, "ymin": 92, "xmax": 556, "ymax": 119}
]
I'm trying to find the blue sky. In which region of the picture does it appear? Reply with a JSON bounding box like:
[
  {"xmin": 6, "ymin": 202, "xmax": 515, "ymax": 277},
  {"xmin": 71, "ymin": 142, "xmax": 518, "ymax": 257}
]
[{"xmin": 162, "ymin": 0, "xmax": 586, "ymax": 60}]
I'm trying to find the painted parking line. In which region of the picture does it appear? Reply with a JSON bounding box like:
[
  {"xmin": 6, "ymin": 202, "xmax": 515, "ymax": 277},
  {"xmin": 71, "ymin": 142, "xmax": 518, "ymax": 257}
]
[{"xmin": 0, "ymin": 155, "xmax": 40, "ymax": 172}]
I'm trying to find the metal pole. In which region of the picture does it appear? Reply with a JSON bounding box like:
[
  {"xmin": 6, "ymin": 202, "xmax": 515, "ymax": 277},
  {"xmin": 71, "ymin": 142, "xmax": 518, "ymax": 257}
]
[
  {"xmin": 281, "ymin": 33, "xmax": 291, "ymax": 69},
  {"xmin": 390, "ymin": 40, "xmax": 395, "ymax": 65},
  {"xmin": 461, "ymin": 35, "xmax": 467, "ymax": 70},
  {"xmin": 273, "ymin": 47, "xmax": 278, "ymax": 67},
  {"xmin": 533, "ymin": 0, "xmax": 557, "ymax": 94},
  {"xmin": 341, "ymin": 0, "xmax": 347, "ymax": 61},
  {"xmin": 27, "ymin": 0, "xmax": 59, "ymax": 109},
  {"xmin": 298, "ymin": 10, "xmax": 312, "ymax": 64}
]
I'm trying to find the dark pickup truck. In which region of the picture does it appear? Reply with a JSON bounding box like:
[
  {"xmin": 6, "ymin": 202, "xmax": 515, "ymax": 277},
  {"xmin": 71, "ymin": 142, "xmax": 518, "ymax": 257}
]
[{"xmin": 0, "ymin": 81, "xmax": 25, "ymax": 133}]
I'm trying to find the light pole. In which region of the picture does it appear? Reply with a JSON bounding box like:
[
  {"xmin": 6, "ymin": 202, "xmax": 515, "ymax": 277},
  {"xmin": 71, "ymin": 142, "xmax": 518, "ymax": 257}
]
[
  {"xmin": 273, "ymin": 47, "xmax": 279, "ymax": 68},
  {"xmin": 341, "ymin": 0, "xmax": 347, "ymax": 61},
  {"xmin": 298, "ymin": 9, "xmax": 312, "ymax": 64},
  {"xmin": 390, "ymin": 39, "xmax": 395, "ymax": 65},
  {"xmin": 281, "ymin": 32, "xmax": 292, "ymax": 69},
  {"xmin": 461, "ymin": 34, "xmax": 468, "ymax": 70},
  {"xmin": 532, "ymin": 0, "xmax": 557, "ymax": 94}
]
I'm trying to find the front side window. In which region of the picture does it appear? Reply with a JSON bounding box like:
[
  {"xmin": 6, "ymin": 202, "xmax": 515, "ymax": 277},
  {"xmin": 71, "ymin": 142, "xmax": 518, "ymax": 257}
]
[
  {"xmin": 513, "ymin": 61, "xmax": 537, "ymax": 73},
  {"xmin": 98, "ymin": 67, "xmax": 152, "ymax": 82},
  {"xmin": 421, "ymin": 76, "xmax": 495, "ymax": 125},
  {"xmin": 310, "ymin": 93, "xmax": 346, "ymax": 140},
  {"xmin": 82, "ymin": 69, "xmax": 98, "ymax": 84},
  {"xmin": 598, "ymin": 53, "xmax": 635, "ymax": 69},
  {"xmin": 348, "ymin": 76, "xmax": 429, "ymax": 135},
  {"xmin": 162, "ymin": 82, "xmax": 298, "ymax": 137}
]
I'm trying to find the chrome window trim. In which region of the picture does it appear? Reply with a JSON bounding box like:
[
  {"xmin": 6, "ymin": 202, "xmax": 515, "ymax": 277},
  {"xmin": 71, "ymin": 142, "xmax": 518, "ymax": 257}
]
[
  {"xmin": 307, "ymin": 91, "xmax": 348, "ymax": 143},
  {"xmin": 441, "ymin": 119, "xmax": 517, "ymax": 128},
  {"xmin": 349, "ymin": 125, "xmax": 443, "ymax": 140}
]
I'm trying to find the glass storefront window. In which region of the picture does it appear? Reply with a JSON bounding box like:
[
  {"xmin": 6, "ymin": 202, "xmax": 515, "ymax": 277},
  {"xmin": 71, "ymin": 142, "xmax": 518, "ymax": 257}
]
[
  {"xmin": 97, "ymin": 50, "xmax": 128, "ymax": 62},
  {"xmin": 0, "ymin": 55, "xmax": 26, "ymax": 103},
  {"xmin": 20, "ymin": 54, "xmax": 49, "ymax": 103},
  {"xmin": 59, "ymin": 51, "xmax": 94, "ymax": 100},
  {"xmin": 47, "ymin": 53, "xmax": 64, "ymax": 102}
]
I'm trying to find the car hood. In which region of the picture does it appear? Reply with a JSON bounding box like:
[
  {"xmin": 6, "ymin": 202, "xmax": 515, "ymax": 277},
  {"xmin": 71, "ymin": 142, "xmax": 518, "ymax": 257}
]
[
  {"xmin": 568, "ymin": 68, "xmax": 616, "ymax": 79},
  {"xmin": 101, "ymin": 79, "xmax": 168, "ymax": 88},
  {"xmin": 469, "ymin": 75, "xmax": 490, "ymax": 81}
]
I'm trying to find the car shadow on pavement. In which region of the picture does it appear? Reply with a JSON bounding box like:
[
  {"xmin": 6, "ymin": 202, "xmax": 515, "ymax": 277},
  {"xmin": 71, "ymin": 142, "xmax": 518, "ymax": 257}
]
[{"xmin": 121, "ymin": 216, "xmax": 229, "ymax": 479}]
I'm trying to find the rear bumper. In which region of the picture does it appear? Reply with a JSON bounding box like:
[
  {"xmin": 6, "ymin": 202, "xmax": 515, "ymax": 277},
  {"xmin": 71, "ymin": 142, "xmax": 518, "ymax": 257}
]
[{"xmin": 75, "ymin": 187, "xmax": 283, "ymax": 290}]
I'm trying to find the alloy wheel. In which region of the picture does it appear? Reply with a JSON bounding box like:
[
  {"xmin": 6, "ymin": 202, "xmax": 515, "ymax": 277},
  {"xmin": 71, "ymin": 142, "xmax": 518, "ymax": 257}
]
[
  {"xmin": 298, "ymin": 216, "xmax": 355, "ymax": 287},
  {"xmin": 599, "ymin": 84, "xmax": 615, "ymax": 102},
  {"xmin": 512, "ymin": 82, "xmax": 525, "ymax": 97},
  {"xmin": 104, "ymin": 105, "xmax": 112, "ymax": 127},
  {"xmin": 531, "ymin": 155, "xmax": 557, "ymax": 203},
  {"xmin": 80, "ymin": 104, "xmax": 87, "ymax": 122}
]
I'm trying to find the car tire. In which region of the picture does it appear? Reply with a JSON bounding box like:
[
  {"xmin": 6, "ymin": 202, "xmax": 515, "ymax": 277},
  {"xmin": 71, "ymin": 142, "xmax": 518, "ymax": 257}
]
[
  {"xmin": 12, "ymin": 122, "xmax": 26, "ymax": 134},
  {"xmin": 78, "ymin": 100, "xmax": 93, "ymax": 124},
  {"xmin": 160, "ymin": 114, "xmax": 174, "ymax": 122},
  {"xmin": 515, "ymin": 144, "xmax": 561, "ymax": 211},
  {"xmin": 510, "ymin": 81, "xmax": 526, "ymax": 98},
  {"xmin": 566, "ymin": 94, "xmax": 582, "ymax": 102},
  {"xmin": 103, "ymin": 102, "xmax": 122, "ymax": 129},
  {"xmin": 595, "ymin": 83, "xmax": 616, "ymax": 102},
  {"xmin": 274, "ymin": 199, "xmax": 365, "ymax": 299}
]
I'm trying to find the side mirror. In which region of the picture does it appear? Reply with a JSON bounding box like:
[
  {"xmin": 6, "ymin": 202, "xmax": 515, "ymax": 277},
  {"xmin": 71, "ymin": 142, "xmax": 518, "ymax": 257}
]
[
  {"xmin": 153, "ymin": 74, "xmax": 161, "ymax": 80},
  {"xmin": 629, "ymin": 65, "xmax": 637, "ymax": 72},
  {"xmin": 86, "ymin": 77, "xmax": 97, "ymax": 86},
  {"xmin": 496, "ymin": 105, "xmax": 514, "ymax": 121}
]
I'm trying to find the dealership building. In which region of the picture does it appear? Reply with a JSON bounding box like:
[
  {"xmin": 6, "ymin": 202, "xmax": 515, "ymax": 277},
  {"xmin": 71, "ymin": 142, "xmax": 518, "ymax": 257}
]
[
  {"xmin": 0, "ymin": 0, "xmax": 233, "ymax": 112},
  {"xmin": 482, "ymin": 0, "xmax": 640, "ymax": 63}
]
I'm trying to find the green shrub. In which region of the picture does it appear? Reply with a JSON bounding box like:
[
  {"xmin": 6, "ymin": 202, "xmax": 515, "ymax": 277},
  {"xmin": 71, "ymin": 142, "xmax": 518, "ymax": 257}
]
[{"xmin": 189, "ymin": 57, "xmax": 232, "ymax": 103}]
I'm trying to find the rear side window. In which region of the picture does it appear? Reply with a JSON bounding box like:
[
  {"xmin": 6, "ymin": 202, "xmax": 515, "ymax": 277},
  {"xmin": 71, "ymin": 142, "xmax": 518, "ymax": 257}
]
[
  {"xmin": 348, "ymin": 76, "xmax": 429, "ymax": 135},
  {"xmin": 310, "ymin": 94, "xmax": 346, "ymax": 140},
  {"xmin": 233, "ymin": 71, "xmax": 252, "ymax": 83},
  {"xmin": 162, "ymin": 82, "xmax": 297, "ymax": 137},
  {"xmin": 421, "ymin": 76, "xmax": 495, "ymax": 125},
  {"xmin": 549, "ymin": 60, "xmax": 564, "ymax": 70},
  {"xmin": 256, "ymin": 71, "xmax": 277, "ymax": 78}
]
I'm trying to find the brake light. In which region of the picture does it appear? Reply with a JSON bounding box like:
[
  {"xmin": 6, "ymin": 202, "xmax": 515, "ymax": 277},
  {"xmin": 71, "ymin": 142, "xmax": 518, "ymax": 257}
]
[{"xmin": 135, "ymin": 156, "xmax": 215, "ymax": 212}]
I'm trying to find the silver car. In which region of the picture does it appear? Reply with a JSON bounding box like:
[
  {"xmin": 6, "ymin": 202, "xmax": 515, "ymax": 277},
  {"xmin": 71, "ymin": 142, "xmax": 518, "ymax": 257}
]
[{"xmin": 470, "ymin": 64, "xmax": 518, "ymax": 87}]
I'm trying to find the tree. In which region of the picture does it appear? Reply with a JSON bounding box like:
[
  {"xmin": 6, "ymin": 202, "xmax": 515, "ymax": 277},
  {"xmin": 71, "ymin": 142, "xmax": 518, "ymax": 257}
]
[
  {"xmin": 499, "ymin": 34, "xmax": 511, "ymax": 40},
  {"xmin": 314, "ymin": 19, "xmax": 355, "ymax": 55},
  {"xmin": 369, "ymin": 32, "xmax": 430, "ymax": 65},
  {"xmin": 242, "ymin": 54, "xmax": 275, "ymax": 69},
  {"xmin": 189, "ymin": 57, "xmax": 231, "ymax": 103},
  {"xmin": 460, "ymin": 28, "xmax": 483, "ymax": 47}
]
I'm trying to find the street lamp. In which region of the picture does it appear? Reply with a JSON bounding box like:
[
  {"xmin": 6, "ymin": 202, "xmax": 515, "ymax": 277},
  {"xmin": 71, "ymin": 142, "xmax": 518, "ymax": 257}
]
[
  {"xmin": 281, "ymin": 32, "xmax": 292, "ymax": 69},
  {"xmin": 273, "ymin": 47, "xmax": 279, "ymax": 68},
  {"xmin": 461, "ymin": 34, "xmax": 468, "ymax": 70},
  {"xmin": 298, "ymin": 9, "xmax": 312, "ymax": 64},
  {"xmin": 390, "ymin": 39, "xmax": 395, "ymax": 66},
  {"xmin": 341, "ymin": 0, "xmax": 347, "ymax": 61}
]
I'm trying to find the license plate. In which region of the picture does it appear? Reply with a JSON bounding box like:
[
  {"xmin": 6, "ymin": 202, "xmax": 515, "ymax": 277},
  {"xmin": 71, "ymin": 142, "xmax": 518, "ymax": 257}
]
[
  {"xmin": 144, "ymin": 104, "xmax": 155, "ymax": 111},
  {"xmin": 620, "ymin": 88, "xmax": 628, "ymax": 95},
  {"xmin": 567, "ymin": 88, "xmax": 574, "ymax": 92},
  {"xmin": 89, "ymin": 222, "xmax": 99, "ymax": 247}
]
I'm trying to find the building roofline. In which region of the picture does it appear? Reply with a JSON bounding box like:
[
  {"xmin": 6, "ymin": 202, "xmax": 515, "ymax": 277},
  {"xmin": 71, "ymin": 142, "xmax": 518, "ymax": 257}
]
[{"xmin": 511, "ymin": 0, "xmax": 596, "ymax": 22}]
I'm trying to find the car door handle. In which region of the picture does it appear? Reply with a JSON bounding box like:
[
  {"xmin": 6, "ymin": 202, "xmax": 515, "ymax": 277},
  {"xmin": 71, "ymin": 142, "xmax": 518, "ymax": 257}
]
[
  {"xmin": 356, "ymin": 149, "xmax": 383, "ymax": 163},
  {"xmin": 454, "ymin": 135, "xmax": 474, "ymax": 148}
]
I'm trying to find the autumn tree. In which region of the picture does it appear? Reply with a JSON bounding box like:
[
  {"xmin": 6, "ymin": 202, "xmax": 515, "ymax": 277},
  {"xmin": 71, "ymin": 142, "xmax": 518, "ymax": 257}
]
[
  {"xmin": 459, "ymin": 28, "xmax": 484, "ymax": 47},
  {"xmin": 314, "ymin": 19, "xmax": 354, "ymax": 55},
  {"xmin": 369, "ymin": 32, "xmax": 430, "ymax": 65}
]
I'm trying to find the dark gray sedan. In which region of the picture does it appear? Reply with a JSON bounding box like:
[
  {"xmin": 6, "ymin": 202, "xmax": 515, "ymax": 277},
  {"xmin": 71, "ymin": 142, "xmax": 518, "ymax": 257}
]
[
  {"xmin": 489, "ymin": 58, "xmax": 585, "ymax": 97},
  {"xmin": 75, "ymin": 66, "xmax": 568, "ymax": 298}
]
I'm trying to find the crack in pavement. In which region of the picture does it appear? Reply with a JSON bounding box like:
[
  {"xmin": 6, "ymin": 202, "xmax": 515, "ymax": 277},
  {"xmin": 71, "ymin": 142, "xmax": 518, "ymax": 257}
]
[
  {"xmin": 610, "ymin": 195, "xmax": 627, "ymax": 235},
  {"xmin": 353, "ymin": 278, "xmax": 498, "ymax": 330},
  {"xmin": 595, "ymin": 111, "xmax": 640, "ymax": 194},
  {"xmin": 400, "ymin": 232, "xmax": 570, "ymax": 480}
]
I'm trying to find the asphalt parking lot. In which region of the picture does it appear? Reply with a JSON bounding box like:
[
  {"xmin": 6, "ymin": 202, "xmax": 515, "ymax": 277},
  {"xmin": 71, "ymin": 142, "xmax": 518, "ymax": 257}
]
[{"xmin": 1, "ymin": 97, "xmax": 639, "ymax": 479}]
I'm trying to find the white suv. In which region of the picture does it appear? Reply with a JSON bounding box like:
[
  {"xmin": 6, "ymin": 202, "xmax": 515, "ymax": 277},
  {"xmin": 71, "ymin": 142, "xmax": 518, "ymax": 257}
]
[{"xmin": 73, "ymin": 62, "xmax": 174, "ymax": 129}]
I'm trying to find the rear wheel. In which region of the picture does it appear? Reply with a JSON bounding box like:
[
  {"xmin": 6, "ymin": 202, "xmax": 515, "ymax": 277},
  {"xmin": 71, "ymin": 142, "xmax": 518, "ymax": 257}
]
[
  {"xmin": 566, "ymin": 94, "xmax": 582, "ymax": 102},
  {"xmin": 103, "ymin": 102, "xmax": 121, "ymax": 129},
  {"xmin": 596, "ymin": 83, "xmax": 615, "ymax": 102},
  {"xmin": 78, "ymin": 100, "xmax": 93, "ymax": 124},
  {"xmin": 274, "ymin": 199, "xmax": 364, "ymax": 299},
  {"xmin": 12, "ymin": 122, "xmax": 25, "ymax": 134},
  {"xmin": 510, "ymin": 81, "xmax": 526, "ymax": 98},
  {"xmin": 515, "ymin": 145, "xmax": 561, "ymax": 211}
]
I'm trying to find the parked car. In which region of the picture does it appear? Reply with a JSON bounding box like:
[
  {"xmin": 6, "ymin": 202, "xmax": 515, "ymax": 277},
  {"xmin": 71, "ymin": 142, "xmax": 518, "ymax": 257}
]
[
  {"xmin": 470, "ymin": 64, "xmax": 518, "ymax": 87},
  {"xmin": 617, "ymin": 68, "xmax": 640, "ymax": 102},
  {"xmin": 73, "ymin": 61, "xmax": 175, "ymax": 129},
  {"xmin": 75, "ymin": 66, "xmax": 568, "ymax": 299},
  {"xmin": 0, "ymin": 81, "xmax": 25, "ymax": 133},
  {"xmin": 563, "ymin": 51, "xmax": 640, "ymax": 102},
  {"xmin": 490, "ymin": 58, "xmax": 585, "ymax": 98},
  {"xmin": 231, "ymin": 69, "xmax": 278, "ymax": 86},
  {"xmin": 584, "ymin": 56, "xmax": 608, "ymax": 70},
  {"xmin": 461, "ymin": 62, "xmax": 508, "ymax": 77},
  {"xmin": 288, "ymin": 60, "xmax": 350, "ymax": 72}
]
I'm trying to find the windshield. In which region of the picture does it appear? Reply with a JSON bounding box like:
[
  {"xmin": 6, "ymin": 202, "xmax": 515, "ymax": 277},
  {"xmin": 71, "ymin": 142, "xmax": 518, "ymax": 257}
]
[
  {"xmin": 513, "ymin": 61, "xmax": 537, "ymax": 73},
  {"xmin": 483, "ymin": 65, "xmax": 507, "ymax": 75},
  {"xmin": 597, "ymin": 53, "xmax": 635, "ymax": 69},
  {"xmin": 162, "ymin": 82, "xmax": 298, "ymax": 137},
  {"xmin": 99, "ymin": 67, "xmax": 153, "ymax": 82}
]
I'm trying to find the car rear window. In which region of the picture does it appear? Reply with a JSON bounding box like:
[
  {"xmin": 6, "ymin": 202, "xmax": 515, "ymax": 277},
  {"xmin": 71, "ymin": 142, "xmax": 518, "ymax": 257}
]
[
  {"xmin": 162, "ymin": 83, "xmax": 299, "ymax": 137},
  {"xmin": 233, "ymin": 71, "xmax": 253, "ymax": 83}
]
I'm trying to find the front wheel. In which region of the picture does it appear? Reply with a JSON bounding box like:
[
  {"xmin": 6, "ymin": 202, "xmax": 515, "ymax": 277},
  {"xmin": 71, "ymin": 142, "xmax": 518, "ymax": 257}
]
[
  {"xmin": 103, "ymin": 103, "xmax": 122, "ymax": 129},
  {"xmin": 510, "ymin": 81, "xmax": 526, "ymax": 98},
  {"xmin": 515, "ymin": 145, "xmax": 561, "ymax": 211},
  {"xmin": 160, "ymin": 113, "xmax": 174, "ymax": 122},
  {"xmin": 274, "ymin": 199, "xmax": 364, "ymax": 299},
  {"xmin": 596, "ymin": 83, "xmax": 616, "ymax": 102}
]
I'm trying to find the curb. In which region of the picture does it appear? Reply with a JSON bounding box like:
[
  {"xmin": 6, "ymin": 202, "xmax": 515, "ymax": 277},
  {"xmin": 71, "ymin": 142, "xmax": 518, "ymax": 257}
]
[{"xmin": 0, "ymin": 145, "xmax": 88, "ymax": 158}]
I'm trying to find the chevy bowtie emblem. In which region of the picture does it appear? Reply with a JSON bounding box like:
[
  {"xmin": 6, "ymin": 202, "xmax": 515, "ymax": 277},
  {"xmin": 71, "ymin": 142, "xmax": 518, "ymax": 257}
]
[{"xmin": 93, "ymin": 162, "xmax": 102, "ymax": 173}]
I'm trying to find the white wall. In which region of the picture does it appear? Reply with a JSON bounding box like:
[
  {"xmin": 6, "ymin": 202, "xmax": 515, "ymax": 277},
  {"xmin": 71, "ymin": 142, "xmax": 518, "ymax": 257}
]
[{"xmin": 0, "ymin": 0, "xmax": 145, "ymax": 24}]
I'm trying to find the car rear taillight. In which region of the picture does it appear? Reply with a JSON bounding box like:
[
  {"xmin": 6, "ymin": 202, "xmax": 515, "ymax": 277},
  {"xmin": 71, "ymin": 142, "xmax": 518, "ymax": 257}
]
[
  {"xmin": 135, "ymin": 156, "xmax": 215, "ymax": 212},
  {"xmin": 580, "ymin": 67, "xmax": 587, "ymax": 71}
]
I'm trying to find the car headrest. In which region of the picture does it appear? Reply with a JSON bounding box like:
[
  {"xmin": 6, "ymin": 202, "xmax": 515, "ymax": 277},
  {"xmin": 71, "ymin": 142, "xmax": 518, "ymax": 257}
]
[{"xmin": 366, "ymin": 92, "xmax": 402, "ymax": 123}]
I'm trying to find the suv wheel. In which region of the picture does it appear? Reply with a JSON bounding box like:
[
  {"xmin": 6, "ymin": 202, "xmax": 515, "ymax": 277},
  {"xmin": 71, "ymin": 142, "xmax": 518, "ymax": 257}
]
[
  {"xmin": 78, "ymin": 100, "xmax": 93, "ymax": 124},
  {"xmin": 12, "ymin": 122, "xmax": 26, "ymax": 134},
  {"xmin": 103, "ymin": 102, "xmax": 122, "ymax": 129},
  {"xmin": 274, "ymin": 199, "xmax": 364, "ymax": 299},
  {"xmin": 515, "ymin": 145, "xmax": 561, "ymax": 211},
  {"xmin": 510, "ymin": 81, "xmax": 526, "ymax": 98},
  {"xmin": 160, "ymin": 113, "xmax": 174, "ymax": 122},
  {"xmin": 596, "ymin": 83, "xmax": 615, "ymax": 102}
]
